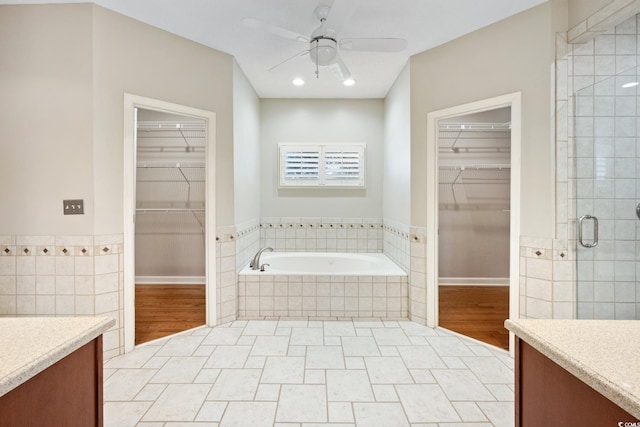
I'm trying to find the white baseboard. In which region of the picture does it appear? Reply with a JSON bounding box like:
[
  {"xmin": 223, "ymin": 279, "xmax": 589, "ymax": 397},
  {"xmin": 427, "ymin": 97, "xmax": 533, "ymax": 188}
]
[
  {"xmin": 135, "ymin": 276, "xmax": 206, "ymax": 285},
  {"xmin": 438, "ymin": 277, "xmax": 510, "ymax": 287}
]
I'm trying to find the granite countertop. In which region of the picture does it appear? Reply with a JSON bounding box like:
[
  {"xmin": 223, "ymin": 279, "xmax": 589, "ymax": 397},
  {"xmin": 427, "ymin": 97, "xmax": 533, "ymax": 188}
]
[
  {"xmin": 505, "ymin": 319, "xmax": 640, "ymax": 419},
  {"xmin": 0, "ymin": 317, "xmax": 115, "ymax": 397}
]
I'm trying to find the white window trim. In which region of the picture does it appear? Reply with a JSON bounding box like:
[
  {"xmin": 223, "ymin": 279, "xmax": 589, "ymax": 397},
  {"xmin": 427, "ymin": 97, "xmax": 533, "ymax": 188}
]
[{"xmin": 278, "ymin": 142, "xmax": 366, "ymax": 189}]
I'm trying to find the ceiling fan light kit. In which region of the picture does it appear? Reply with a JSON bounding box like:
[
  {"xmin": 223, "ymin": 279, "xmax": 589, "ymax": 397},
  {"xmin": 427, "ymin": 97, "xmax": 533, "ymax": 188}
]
[{"xmin": 244, "ymin": 0, "xmax": 406, "ymax": 86}]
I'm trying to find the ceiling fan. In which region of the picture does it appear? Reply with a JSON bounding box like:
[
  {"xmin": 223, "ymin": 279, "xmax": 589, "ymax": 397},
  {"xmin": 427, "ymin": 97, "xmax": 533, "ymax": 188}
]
[{"xmin": 243, "ymin": 0, "xmax": 407, "ymax": 83}]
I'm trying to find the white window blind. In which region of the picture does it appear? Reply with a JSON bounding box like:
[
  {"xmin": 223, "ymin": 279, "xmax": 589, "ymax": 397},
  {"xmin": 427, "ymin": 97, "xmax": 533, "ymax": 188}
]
[{"xmin": 279, "ymin": 143, "xmax": 366, "ymax": 188}]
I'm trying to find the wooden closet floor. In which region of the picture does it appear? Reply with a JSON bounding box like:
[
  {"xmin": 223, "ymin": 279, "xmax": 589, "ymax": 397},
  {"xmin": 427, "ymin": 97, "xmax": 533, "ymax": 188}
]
[
  {"xmin": 135, "ymin": 284, "xmax": 206, "ymax": 345},
  {"xmin": 438, "ymin": 285, "xmax": 509, "ymax": 350}
]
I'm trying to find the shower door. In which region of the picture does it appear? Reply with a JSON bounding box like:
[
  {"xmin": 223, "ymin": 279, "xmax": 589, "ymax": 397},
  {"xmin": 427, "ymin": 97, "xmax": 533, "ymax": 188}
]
[{"xmin": 574, "ymin": 68, "xmax": 640, "ymax": 320}]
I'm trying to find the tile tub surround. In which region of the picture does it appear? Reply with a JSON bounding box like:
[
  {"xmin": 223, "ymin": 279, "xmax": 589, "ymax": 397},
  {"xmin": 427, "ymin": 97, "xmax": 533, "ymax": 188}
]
[
  {"xmin": 259, "ymin": 217, "xmax": 383, "ymax": 253},
  {"xmin": 0, "ymin": 316, "xmax": 115, "ymax": 397},
  {"xmin": 104, "ymin": 319, "xmax": 515, "ymax": 426},
  {"xmin": 382, "ymin": 219, "xmax": 411, "ymax": 273},
  {"xmin": 238, "ymin": 273, "xmax": 408, "ymax": 319},
  {"xmin": 506, "ymin": 319, "xmax": 640, "ymax": 419}
]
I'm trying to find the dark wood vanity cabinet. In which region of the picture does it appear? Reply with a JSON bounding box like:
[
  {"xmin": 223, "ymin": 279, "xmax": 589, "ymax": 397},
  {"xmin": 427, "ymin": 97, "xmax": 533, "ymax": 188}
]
[
  {"xmin": 0, "ymin": 336, "xmax": 104, "ymax": 427},
  {"xmin": 515, "ymin": 337, "xmax": 635, "ymax": 426}
]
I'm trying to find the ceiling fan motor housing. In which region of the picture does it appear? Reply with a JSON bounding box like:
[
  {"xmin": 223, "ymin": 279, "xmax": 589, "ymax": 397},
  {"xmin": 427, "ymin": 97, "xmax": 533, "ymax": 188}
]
[{"xmin": 310, "ymin": 37, "xmax": 338, "ymax": 66}]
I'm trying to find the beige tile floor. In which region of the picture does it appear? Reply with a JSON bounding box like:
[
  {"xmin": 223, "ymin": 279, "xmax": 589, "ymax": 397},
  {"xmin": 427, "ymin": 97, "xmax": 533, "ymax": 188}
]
[{"xmin": 104, "ymin": 319, "xmax": 514, "ymax": 427}]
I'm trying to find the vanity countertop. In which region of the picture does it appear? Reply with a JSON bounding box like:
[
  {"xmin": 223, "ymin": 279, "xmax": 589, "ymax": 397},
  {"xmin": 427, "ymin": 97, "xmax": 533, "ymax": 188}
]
[
  {"xmin": 505, "ymin": 319, "xmax": 640, "ymax": 419},
  {"xmin": 0, "ymin": 317, "xmax": 115, "ymax": 397}
]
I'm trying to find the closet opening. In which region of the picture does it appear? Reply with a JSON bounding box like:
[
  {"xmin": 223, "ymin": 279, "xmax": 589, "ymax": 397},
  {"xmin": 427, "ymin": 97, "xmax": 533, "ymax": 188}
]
[
  {"xmin": 425, "ymin": 92, "xmax": 521, "ymax": 354},
  {"xmin": 134, "ymin": 109, "xmax": 207, "ymax": 344},
  {"xmin": 437, "ymin": 108, "xmax": 511, "ymax": 350},
  {"xmin": 123, "ymin": 94, "xmax": 216, "ymax": 353}
]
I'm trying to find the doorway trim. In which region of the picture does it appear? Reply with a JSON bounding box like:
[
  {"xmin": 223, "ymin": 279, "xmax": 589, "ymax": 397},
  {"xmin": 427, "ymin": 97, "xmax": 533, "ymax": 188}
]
[
  {"xmin": 123, "ymin": 94, "xmax": 217, "ymax": 353},
  {"xmin": 425, "ymin": 92, "xmax": 521, "ymax": 350}
]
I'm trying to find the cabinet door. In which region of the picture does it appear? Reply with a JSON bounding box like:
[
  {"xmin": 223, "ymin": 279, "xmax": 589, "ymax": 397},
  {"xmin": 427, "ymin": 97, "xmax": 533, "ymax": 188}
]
[
  {"xmin": 0, "ymin": 337, "xmax": 103, "ymax": 427},
  {"xmin": 516, "ymin": 338, "xmax": 634, "ymax": 426}
]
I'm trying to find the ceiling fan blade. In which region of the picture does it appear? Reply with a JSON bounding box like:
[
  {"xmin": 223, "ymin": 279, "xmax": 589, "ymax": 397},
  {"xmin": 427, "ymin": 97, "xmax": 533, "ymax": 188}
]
[
  {"xmin": 268, "ymin": 49, "xmax": 310, "ymax": 72},
  {"xmin": 324, "ymin": 0, "xmax": 360, "ymax": 35},
  {"xmin": 339, "ymin": 38, "xmax": 407, "ymax": 52},
  {"xmin": 243, "ymin": 18, "xmax": 309, "ymax": 43},
  {"xmin": 335, "ymin": 55, "xmax": 351, "ymax": 80}
]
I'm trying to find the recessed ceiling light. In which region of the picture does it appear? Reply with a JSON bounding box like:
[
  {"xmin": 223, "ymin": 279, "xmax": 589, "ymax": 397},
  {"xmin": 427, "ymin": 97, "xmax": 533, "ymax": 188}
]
[
  {"xmin": 343, "ymin": 78, "xmax": 356, "ymax": 86},
  {"xmin": 292, "ymin": 78, "xmax": 305, "ymax": 86},
  {"xmin": 622, "ymin": 81, "xmax": 639, "ymax": 88}
]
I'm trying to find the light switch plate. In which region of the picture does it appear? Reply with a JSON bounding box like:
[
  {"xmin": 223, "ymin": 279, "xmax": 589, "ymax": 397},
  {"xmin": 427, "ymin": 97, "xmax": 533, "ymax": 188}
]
[{"xmin": 63, "ymin": 199, "xmax": 84, "ymax": 215}]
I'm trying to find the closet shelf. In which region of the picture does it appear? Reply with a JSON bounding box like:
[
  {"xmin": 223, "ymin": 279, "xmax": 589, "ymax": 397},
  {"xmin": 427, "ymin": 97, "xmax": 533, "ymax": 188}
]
[
  {"xmin": 439, "ymin": 166, "xmax": 510, "ymax": 186},
  {"xmin": 439, "ymin": 203, "xmax": 510, "ymax": 211},
  {"xmin": 137, "ymin": 120, "xmax": 206, "ymax": 155},
  {"xmin": 439, "ymin": 122, "xmax": 511, "ymax": 132},
  {"xmin": 440, "ymin": 164, "xmax": 510, "ymax": 170},
  {"xmin": 136, "ymin": 208, "xmax": 205, "ymax": 213},
  {"xmin": 137, "ymin": 121, "xmax": 206, "ymax": 131},
  {"xmin": 137, "ymin": 146, "xmax": 205, "ymax": 153}
]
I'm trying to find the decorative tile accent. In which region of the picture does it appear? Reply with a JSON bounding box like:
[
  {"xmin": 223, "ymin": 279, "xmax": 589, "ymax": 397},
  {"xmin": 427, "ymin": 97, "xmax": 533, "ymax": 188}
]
[{"xmin": 260, "ymin": 217, "xmax": 383, "ymax": 254}]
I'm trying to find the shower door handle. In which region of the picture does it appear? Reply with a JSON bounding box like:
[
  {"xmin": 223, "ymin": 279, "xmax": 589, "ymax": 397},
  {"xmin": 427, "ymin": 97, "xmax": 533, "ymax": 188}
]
[{"xmin": 578, "ymin": 214, "xmax": 598, "ymax": 248}]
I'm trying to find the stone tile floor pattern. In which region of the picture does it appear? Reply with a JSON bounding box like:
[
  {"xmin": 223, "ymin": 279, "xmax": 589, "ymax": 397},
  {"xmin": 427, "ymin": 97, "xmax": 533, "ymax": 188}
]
[{"xmin": 104, "ymin": 319, "xmax": 514, "ymax": 427}]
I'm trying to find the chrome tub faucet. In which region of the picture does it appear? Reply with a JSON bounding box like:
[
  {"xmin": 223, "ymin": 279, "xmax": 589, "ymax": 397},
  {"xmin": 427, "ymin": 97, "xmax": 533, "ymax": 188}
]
[{"xmin": 250, "ymin": 247, "xmax": 273, "ymax": 270}]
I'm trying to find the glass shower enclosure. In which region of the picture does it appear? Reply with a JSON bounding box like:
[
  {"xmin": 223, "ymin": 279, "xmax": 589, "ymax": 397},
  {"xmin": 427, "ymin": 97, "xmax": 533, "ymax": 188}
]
[{"xmin": 574, "ymin": 66, "xmax": 640, "ymax": 320}]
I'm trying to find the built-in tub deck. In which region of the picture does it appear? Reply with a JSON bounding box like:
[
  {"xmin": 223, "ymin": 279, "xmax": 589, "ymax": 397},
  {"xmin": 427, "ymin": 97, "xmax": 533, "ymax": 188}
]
[{"xmin": 238, "ymin": 252, "xmax": 408, "ymax": 318}]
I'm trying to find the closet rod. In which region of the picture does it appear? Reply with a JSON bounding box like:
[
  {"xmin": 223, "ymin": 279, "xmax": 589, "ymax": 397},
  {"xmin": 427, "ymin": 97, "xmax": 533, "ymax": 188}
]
[
  {"xmin": 439, "ymin": 164, "xmax": 511, "ymax": 170},
  {"xmin": 438, "ymin": 136, "xmax": 511, "ymax": 140},
  {"xmin": 137, "ymin": 162, "xmax": 205, "ymax": 168},
  {"xmin": 137, "ymin": 146, "xmax": 205, "ymax": 153},
  {"xmin": 439, "ymin": 122, "xmax": 511, "ymax": 132},
  {"xmin": 137, "ymin": 121, "xmax": 205, "ymax": 131},
  {"xmin": 136, "ymin": 208, "xmax": 205, "ymax": 213}
]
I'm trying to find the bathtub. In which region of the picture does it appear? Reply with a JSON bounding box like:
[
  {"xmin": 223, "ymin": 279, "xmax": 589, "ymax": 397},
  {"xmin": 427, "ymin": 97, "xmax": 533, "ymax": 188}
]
[
  {"xmin": 238, "ymin": 252, "xmax": 408, "ymax": 319},
  {"xmin": 240, "ymin": 252, "xmax": 406, "ymax": 276}
]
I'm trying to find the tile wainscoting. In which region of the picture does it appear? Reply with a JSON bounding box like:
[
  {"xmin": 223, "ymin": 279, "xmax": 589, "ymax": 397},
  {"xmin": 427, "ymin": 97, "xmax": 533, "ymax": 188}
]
[
  {"xmin": 0, "ymin": 224, "xmax": 556, "ymax": 359},
  {"xmin": 519, "ymin": 236, "xmax": 574, "ymax": 320},
  {"xmin": 0, "ymin": 234, "xmax": 124, "ymax": 359}
]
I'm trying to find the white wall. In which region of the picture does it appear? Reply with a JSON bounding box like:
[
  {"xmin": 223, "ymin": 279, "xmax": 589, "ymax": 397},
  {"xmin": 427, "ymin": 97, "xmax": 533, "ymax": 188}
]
[
  {"xmin": 410, "ymin": 2, "xmax": 561, "ymax": 238},
  {"xmin": 233, "ymin": 61, "xmax": 261, "ymax": 224},
  {"xmin": 383, "ymin": 63, "xmax": 411, "ymax": 226},
  {"xmin": 260, "ymin": 99, "xmax": 384, "ymax": 218},
  {"xmin": 91, "ymin": 4, "xmax": 235, "ymax": 233},
  {"xmin": 0, "ymin": 4, "xmax": 236, "ymax": 236},
  {"xmin": 568, "ymin": 0, "xmax": 612, "ymax": 27},
  {"xmin": 0, "ymin": 4, "xmax": 94, "ymax": 235}
]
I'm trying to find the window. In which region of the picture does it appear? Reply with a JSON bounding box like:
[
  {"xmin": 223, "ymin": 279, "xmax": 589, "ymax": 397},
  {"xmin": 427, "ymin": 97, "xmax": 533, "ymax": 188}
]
[{"xmin": 279, "ymin": 143, "xmax": 366, "ymax": 188}]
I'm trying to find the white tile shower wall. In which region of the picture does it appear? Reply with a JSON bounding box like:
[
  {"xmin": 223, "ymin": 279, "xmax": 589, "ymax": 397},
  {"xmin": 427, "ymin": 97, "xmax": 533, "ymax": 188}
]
[
  {"xmin": 0, "ymin": 234, "xmax": 124, "ymax": 359},
  {"xmin": 556, "ymin": 11, "xmax": 640, "ymax": 320},
  {"xmin": 259, "ymin": 217, "xmax": 383, "ymax": 253},
  {"xmin": 238, "ymin": 274, "xmax": 408, "ymax": 319}
]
